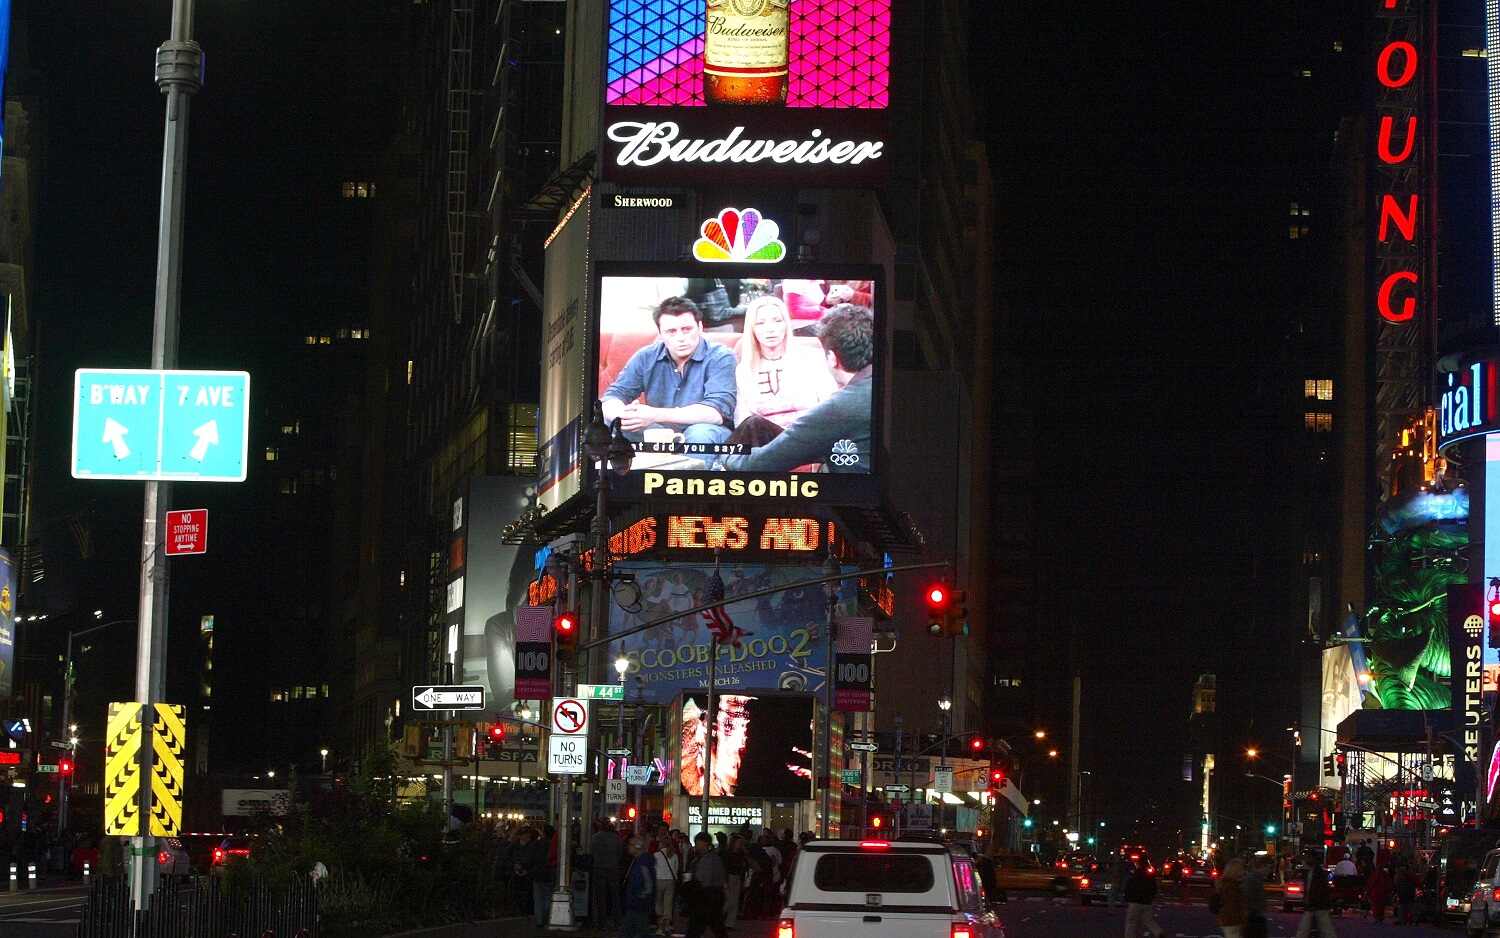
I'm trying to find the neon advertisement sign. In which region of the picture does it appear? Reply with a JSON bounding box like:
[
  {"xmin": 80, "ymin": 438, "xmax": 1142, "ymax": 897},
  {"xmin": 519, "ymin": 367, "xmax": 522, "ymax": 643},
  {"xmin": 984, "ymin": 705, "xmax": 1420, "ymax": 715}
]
[{"xmin": 1373, "ymin": 0, "xmax": 1424, "ymax": 324}]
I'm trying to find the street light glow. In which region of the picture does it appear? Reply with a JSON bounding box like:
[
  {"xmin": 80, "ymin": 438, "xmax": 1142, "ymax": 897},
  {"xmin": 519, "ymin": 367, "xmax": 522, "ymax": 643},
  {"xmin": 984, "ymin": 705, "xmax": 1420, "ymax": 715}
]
[
  {"xmin": 1034, "ymin": 729, "xmax": 1046, "ymax": 739},
  {"xmin": 1245, "ymin": 747, "xmax": 1259, "ymax": 758},
  {"xmin": 614, "ymin": 656, "xmax": 630, "ymax": 677}
]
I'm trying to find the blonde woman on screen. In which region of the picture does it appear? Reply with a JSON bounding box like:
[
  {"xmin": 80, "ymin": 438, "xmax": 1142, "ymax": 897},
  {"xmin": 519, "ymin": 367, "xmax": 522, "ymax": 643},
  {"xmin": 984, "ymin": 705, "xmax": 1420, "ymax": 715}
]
[{"xmin": 733, "ymin": 296, "xmax": 836, "ymax": 429}]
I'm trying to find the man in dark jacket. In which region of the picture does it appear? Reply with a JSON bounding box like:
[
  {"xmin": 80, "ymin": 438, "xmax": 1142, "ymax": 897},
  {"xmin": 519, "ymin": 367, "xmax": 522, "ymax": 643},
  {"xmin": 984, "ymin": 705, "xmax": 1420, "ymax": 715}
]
[
  {"xmin": 686, "ymin": 832, "xmax": 728, "ymax": 938},
  {"xmin": 621, "ymin": 835, "xmax": 656, "ymax": 938},
  {"xmin": 589, "ymin": 820, "xmax": 623, "ymax": 928},
  {"xmin": 523, "ymin": 827, "xmax": 554, "ymax": 928},
  {"xmin": 1124, "ymin": 861, "xmax": 1167, "ymax": 937},
  {"xmin": 1295, "ymin": 862, "xmax": 1338, "ymax": 938}
]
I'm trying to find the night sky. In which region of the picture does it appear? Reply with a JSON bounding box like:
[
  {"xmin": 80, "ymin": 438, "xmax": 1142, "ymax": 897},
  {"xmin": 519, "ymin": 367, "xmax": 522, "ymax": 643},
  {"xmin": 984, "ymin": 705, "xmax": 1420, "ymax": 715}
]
[{"xmin": 21, "ymin": 0, "xmax": 1340, "ymax": 833}]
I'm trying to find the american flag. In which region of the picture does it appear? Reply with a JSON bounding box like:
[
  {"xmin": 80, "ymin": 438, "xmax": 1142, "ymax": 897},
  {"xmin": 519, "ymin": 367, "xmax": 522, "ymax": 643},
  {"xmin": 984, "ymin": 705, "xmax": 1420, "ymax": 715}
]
[{"xmin": 702, "ymin": 603, "xmax": 745, "ymax": 647}]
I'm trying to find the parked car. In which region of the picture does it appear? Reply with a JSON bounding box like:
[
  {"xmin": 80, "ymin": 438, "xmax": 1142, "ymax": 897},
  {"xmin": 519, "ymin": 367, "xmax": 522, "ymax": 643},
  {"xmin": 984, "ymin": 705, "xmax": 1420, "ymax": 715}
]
[
  {"xmin": 779, "ymin": 838, "xmax": 1007, "ymax": 938},
  {"xmin": 210, "ymin": 836, "xmax": 254, "ymax": 872},
  {"xmin": 1078, "ymin": 857, "xmax": 1126, "ymax": 906},
  {"xmin": 993, "ymin": 853, "xmax": 1073, "ymax": 895},
  {"xmin": 157, "ymin": 838, "xmax": 191, "ymax": 878}
]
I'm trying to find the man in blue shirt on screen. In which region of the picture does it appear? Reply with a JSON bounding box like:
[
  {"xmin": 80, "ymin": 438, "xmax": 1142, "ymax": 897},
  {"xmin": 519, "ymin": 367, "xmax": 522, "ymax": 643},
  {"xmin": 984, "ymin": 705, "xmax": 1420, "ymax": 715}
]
[{"xmin": 601, "ymin": 296, "xmax": 737, "ymax": 465}]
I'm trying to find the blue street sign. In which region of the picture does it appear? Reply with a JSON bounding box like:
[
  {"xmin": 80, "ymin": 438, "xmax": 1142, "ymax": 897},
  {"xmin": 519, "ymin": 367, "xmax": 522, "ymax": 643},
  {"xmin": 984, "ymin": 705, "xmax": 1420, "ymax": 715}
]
[{"xmin": 71, "ymin": 369, "xmax": 251, "ymax": 482}]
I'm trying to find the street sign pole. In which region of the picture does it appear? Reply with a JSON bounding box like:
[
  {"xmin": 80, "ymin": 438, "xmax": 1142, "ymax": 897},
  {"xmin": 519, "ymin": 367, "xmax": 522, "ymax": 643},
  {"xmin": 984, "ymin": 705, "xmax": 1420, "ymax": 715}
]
[{"xmin": 131, "ymin": 0, "xmax": 201, "ymax": 912}]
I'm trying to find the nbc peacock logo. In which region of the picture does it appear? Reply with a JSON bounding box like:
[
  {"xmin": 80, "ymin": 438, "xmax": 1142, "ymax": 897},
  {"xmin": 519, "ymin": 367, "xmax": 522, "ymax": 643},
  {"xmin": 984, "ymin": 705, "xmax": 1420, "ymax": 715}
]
[{"xmin": 693, "ymin": 207, "xmax": 786, "ymax": 264}]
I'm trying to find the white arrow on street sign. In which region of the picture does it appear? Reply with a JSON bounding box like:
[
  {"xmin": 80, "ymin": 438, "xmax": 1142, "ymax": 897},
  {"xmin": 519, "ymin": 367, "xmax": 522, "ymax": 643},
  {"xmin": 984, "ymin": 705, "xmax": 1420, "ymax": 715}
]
[
  {"xmin": 410, "ymin": 685, "xmax": 486, "ymax": 711},
  {"xmin": 551, "ymin": 698, "xmax": 590, "ymax": 736},
  {"xmin": 103, "ymin": 418, "xmax": 130, "ymax": 459},
  {"xmin": 189, "ymin": 420, "xmax": 219, "ymax": 462},
  {"xmin": 848, "ymin": 742, "xmax": 879, "ymax": 752}
]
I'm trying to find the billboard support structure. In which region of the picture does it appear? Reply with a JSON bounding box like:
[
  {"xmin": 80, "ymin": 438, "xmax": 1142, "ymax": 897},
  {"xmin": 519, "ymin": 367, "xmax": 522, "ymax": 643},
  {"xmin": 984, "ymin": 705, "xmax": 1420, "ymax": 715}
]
[{"xmin": 130, "ymin": 0, "xmax": 203, "ymax": 912}]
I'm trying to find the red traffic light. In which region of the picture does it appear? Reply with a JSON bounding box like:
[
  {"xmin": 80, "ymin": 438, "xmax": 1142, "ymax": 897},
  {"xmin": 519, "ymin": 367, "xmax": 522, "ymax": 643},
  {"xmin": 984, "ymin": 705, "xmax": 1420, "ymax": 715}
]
[
  {"xmin": 58, "ymin": 757, "xmax": 74, "ymax": 776},
  {"xmin": 554, "ymin": 612, "xmax": 578, "ymax": 637},
  {"xmin": 1489, "ymin": 599, "xmax": 1500, "ymax": 619},
  {"xmin": 626, "ymin": 805, "xmax": 638, "ymax": 820},
  {"xmin": 487, "ymin": 724, "xmax": 507, "ymax": 743},
  {"xmin": 970, "ymin": 737, "xmax": 985, "ymax": 752},
  {"xmin": 925, "ymin": 584, "xmax": 950, "ymax": 610},
  {"xmin": 988, "ymin": 768, "xmax": 1005, "ymax": 787}
]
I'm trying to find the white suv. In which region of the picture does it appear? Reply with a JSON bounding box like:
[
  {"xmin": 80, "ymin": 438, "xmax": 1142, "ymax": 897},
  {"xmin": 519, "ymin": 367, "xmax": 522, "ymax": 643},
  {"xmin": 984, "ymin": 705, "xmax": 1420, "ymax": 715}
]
[
  {"xmin": 1467, "ymin": 848, "xmax": 1500, "ymax": 937},
  {"xmin": 778, "ymin": 839, "xmax": 1007, "ymax": 938}
]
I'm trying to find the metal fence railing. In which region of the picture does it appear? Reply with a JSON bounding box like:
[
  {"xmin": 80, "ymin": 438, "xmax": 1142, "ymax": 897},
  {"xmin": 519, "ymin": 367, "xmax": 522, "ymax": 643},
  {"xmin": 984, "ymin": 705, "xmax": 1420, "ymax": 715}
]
[{"xmin": 77, "ymin": 874, "xmax": 319, "ymax": 938}]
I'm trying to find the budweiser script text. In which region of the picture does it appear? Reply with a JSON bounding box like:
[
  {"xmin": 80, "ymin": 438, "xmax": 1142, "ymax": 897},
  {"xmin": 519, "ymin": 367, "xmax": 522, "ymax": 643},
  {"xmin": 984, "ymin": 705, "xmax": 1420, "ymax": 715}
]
[{"xmin": 607, "ymin": 122, "xmax": 884, "ymax": 169}]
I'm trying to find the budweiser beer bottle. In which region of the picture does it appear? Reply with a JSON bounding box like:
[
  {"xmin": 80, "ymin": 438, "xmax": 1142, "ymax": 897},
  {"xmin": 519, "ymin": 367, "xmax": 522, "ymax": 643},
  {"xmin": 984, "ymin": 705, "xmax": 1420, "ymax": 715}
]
[{"xmin": 704, "ymin": 0, "xmax": 789, "ymax": 107}]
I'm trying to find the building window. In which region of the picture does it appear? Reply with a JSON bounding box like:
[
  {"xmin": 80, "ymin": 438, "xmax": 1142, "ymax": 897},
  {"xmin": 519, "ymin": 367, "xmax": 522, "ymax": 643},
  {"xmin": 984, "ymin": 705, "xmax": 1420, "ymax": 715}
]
[
  {"xmin": 271, "ymin": 689, "xmax": 285, "ymax": 702},
  {"xmin": 1333, "ymin": 40, "xmax": 1344, "ymax": 52},
  {"xmin": 264, "ymin": 447, "xmax": 278, "ymax": 462},
  {"xmin": 280, "ymin": 478, "xmax": 298, "ymax": 495},
  {"xmin": 1288, "ymin": 225, "xmax": 1311, "ymax": 240},
  {"xmin": 1304, "ymin": 378, "xmax": 1333, "ymax": 401},
  {"xmin": 340, "ymin": 181, "xmax": 375, "ymax": 199},
  {"xmin": 1462, "ymin": 48, "xmax": 1487, "ymax": 58},
  {"xmin": 280, "ymin": 424, "xmax": 296, "ymax": 435},
  {"xmin": 305, "ymin": 685, "xmax": 318, "ymax": 699},
  {"xmin": 1289, "ymin": 202, "xmax": 1310, "ymax": 217},
  {"xmin": 1300, "ymin": 68, "xmax": 1313, "ymax": 78},
  {"xmin": 336, "ymin": 328, "xmax": 349, "ymax": 340},
  {"xmin": 319, "ymin": 335, "xmax": 332, "ymax": 345},
  {"xmin": 407, "ymin": 360, "xmax": 414, "ymax": 385},
  {"xmin": 292, "ymin": 686, "xmax": 304, "ymax": 699},
  {"xmin": 1304, "ymin": 412, "xmax": 1333, "ymax": 432},
  {"xmin": 304, "ymin": 336, "xmax": 318, "ymax": 346},
  {"xmin": 322, "ymin": 684, "xmax": 331, "ymax": 697}
]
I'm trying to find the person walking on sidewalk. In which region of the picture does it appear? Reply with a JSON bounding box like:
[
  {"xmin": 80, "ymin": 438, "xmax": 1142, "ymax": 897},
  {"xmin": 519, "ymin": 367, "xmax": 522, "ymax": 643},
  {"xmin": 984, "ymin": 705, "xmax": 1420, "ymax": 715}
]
[
  {"xmin": 1295, "ymin": 861, "xmax": 1338, "ymax": 938},
  {"xmin": 1243, "ymin": 855, "xmax": 1268, "ymax": 938},
  {"xmin": 685, "ymin": 832, "xmax": 728, "ymax": 938},
  {"xmin": 1124, "ymin": 858, "xmax": 1168, "ymax": 938},
  {"xmin": 1214, "ymin": 858, "xmax": 1248, "ymax": 938},
  {"xmin": 653, "ymin": 833, "xmax": 682, "ymax": 935},
  {"xmin": 622, "ymin": 836, "xmax": 656, "ymax": 938}
]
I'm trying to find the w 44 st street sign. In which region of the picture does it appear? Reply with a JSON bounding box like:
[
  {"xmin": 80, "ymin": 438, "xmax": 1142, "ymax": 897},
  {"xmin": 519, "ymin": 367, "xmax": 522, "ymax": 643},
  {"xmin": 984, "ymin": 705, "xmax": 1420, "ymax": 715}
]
[{"xmin": 71, "ymin": 369, "xmax": 251, "ymax": 482}]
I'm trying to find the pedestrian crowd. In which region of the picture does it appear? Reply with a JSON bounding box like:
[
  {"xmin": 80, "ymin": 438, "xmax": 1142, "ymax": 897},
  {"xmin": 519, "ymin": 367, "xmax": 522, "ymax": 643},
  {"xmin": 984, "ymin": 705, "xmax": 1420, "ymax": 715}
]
[{"xmin": 487, "ymin": 817, "xmax": 811, "ymax": 937}]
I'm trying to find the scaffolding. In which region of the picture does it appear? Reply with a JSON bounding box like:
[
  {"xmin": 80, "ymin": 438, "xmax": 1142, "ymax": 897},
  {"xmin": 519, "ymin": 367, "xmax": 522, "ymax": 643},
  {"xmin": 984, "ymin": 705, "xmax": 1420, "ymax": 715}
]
[{"xmin": 446, "ymin": 0, "xmax": 475, "ymax": 325}]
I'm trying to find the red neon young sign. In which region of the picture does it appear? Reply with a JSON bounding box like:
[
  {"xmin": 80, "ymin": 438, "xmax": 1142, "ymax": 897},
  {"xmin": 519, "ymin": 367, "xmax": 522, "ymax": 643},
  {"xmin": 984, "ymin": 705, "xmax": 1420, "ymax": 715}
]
[{"xmin": 1372, "ymin": 0, "xmax": 1423, "ymax": 325}]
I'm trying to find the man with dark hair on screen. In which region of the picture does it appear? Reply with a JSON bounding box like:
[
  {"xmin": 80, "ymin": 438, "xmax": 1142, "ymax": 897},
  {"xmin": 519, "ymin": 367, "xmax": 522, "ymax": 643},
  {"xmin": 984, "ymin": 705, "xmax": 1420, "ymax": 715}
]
[
  {"xmin": 602, "ymin": 296, "xmax": 737, "ymax": 464},
  {"xmin": 720, "ymin": 303, "xmax": 873, "ymax": 473}
]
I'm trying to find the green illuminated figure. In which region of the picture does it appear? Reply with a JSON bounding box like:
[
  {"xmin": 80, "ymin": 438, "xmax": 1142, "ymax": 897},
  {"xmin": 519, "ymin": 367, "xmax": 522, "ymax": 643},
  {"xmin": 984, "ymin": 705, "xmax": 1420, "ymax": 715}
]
[{"xmin": 1363, "ymin": 504, "xmax": 1468, "ymax": 710}]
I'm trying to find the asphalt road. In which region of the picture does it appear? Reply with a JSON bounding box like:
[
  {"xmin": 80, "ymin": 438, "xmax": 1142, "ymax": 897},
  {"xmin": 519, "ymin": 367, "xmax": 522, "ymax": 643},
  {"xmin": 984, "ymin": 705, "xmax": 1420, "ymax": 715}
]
[
  {"xmin": 0, "ymin": 885, "xmax": 87, "ymax": 938},
  {"xmin": 995, "ymin": 894, "xmax": 1456, "ymax": 937}
]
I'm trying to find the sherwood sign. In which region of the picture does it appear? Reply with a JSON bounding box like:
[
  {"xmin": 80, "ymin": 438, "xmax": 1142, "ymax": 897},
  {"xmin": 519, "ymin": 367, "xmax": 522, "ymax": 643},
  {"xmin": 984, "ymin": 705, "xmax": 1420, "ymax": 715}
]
[{"xmin": 602, "ymin": 108, "xmax": 888, "ymax": 187}]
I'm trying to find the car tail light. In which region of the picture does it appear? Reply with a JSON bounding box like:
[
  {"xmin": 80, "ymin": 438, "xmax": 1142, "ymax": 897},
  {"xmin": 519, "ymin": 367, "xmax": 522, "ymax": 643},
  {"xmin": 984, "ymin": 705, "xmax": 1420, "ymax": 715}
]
[
  {"xmin": 1210, "ymin": 869, "xmax": 1218, "ymax": 878},
  {"xmin": 777, "ymin": 919, "xmax": 795, "ymax": 938},
  {"xmin": 1491, "ymin": 887, "xmax": 1500, "ymax": 903},
  {"xmin": 212, "ymin": 848, "xmax": 225, "ymax": 864},
  {"xmin": 951, "ymin": 925, "xmax": 975, "ymax": 938},
  {"xmin": 157, "ymin": 851, "xmax": 169, "ymax": 866},
  {"xmin": 1080, "ymin": 878, "xmax": 1091, "ymax": 888},
  {"xmin": 1287, "ymin": 883, "xmax": 1302, "ymax": 894},
  {"xmin": 860, "ymin": 841, "xmax": 890, "ymax": 850}
]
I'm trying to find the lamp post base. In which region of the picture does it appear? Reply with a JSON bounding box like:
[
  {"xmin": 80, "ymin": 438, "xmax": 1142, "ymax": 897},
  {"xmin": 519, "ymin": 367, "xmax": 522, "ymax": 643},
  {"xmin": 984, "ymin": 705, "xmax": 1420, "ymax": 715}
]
[{"xmin": 548, "ymin": 889, "xmax": 578, "ymax": 930}]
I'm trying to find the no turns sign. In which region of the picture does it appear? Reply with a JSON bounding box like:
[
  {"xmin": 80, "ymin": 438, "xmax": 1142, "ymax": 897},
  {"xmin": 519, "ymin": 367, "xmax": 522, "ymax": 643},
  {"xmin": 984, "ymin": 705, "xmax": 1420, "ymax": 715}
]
[{"xmin": 551, "ymin": 698, "xmax": 589, "ymax": 736}]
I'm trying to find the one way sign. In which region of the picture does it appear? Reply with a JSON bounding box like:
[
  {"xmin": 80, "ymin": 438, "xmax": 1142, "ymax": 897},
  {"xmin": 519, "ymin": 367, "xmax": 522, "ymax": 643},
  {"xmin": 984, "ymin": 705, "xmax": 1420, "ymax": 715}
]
[{"xmin": 411, "ymin": 685, "xmax": 486, "ymax": 712}]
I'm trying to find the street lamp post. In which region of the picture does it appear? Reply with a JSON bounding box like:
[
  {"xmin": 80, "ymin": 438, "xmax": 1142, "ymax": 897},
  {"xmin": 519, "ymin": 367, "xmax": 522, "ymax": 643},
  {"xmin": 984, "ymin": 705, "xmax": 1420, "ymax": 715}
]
[
  {"xmin": 549, "ymin": 405, "xmax": 634, "ymax": 930},
  {"xmin": 937, "ymin": 697, "xmax": 952, "ymax": 832},
  {"xmin": 320, "ymin": 747, "xmax": 329, "ymax": 773},
  {"xmin": 819, "ymin": 551, "xmax": 841, "ymax": 839},
  {"xmin": 58, "ymin": 618, "xmax": 136, "ymax": 836}
]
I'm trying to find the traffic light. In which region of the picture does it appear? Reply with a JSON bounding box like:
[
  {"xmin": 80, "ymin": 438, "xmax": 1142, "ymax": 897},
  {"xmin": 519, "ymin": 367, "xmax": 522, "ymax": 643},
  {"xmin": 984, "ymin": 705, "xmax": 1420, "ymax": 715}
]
[
  {"xmin": 1265, "ymin": 824, "xmax": 1277, "ymax": 836},
  {"xmin": 626, "ymin": 805, "xmax": 638, "ymax": 821},
  {"xmin": 988, "ymin": 766, "xmax": 1005, "ymax": 793},
  {"xmin": 1023, "ymin": 817, "xmax": 1034, "ymax": 829},
  {"xmin": 1489, "ymin": 580, "xmax": 1500, "ymax": 645},
  {"xmin": 1334, "ymin": 752, "xmax": 1347, "ymax": 779},
  {"xmin": 924, "ymin": 583, "xmax": 950, "ymax": 636},
  {"xmin": 483, "ymin": 724, "xmax": 507, "ymax": 759},
  {"xmin": 945, "ymin": 589, "xmax": 968, "ymax": 636},
  {"xmin": 969, "ymin": 736, "xmax": 985, "ymax": 754},
  {"xmin": 1322, "ymin": 754, "xmax": 1335, "ymax": 776},
  {"xmin": 554, "ymin": 611, "xmax": 579, "ymax": 654},
  {"xmin": 58, "ymin": 757, "xmax": 74, "ymax": 777}
]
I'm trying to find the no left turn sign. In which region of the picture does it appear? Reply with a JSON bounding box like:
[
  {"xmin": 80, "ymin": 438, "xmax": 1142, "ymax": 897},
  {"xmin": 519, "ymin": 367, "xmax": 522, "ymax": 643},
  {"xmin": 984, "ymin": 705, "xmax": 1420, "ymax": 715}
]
[{"xmin": 551, "ymin": 697, "xmax": 589, "ymax": 736}]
